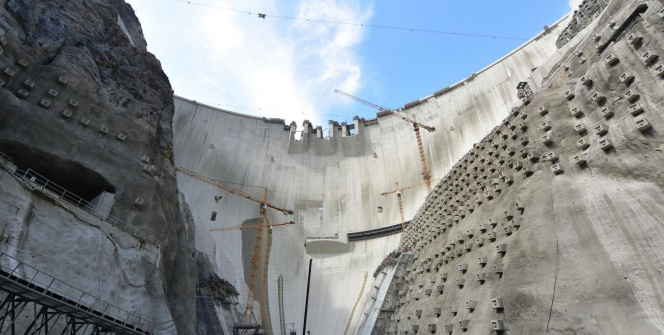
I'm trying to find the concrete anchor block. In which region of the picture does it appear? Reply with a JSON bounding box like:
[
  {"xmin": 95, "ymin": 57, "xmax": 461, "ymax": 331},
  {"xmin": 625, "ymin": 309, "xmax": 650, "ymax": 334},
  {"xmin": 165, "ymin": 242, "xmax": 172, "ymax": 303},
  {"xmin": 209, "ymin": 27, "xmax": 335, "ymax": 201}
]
[
  {"xmin": 444, "ymin": 324, "xmax": 454, "ymax": 333},
  {"xmin": 635, "ymin": 118, "xmax": 651, "ymax": 132},
  {"xmin": 117, "ymin": 134, "xmax": 127, "ymax": 141},
  {"xmin": 628, "ymin": 103, "xmax": 644, "ymax": 116},
  {"xmin": 3, "ymin": 68, "xmax": 15, "ymax": 77},
  {"xmin": 458, "ymin": 320, "xmax": 470, "ymax": 331},
  {"xmin": 538, "ymin": 106, "xmax": 548, "ymax": 116},
  {"xmin": 68, "ymin": 99, "xmax": 79, "ymax": 108},
  {"xmin": 619, "ymin": 73, "xmax": 634, "ymax": 84},
  {"xmin": 478, "ymin": 257, "xmax": 487, "ymax": 266},
  {"xmin": 48, "ymin": 89, "xmax": 58, "ymax": 97},
  {"xmin": 411, "ymin": 324, "xmax": 419, "ymax": 332},
  {"xmin": 16, "ymin": 89, "xmax": 29, "ymax": 99},
  {"xmin": 491, "ymin": 297, "xmax": 504, "ymax": 309},
  {"xmin": 591, "ymin": 92, "xmax": 605, "ymax": 103},
  {"xmin": 491, "ymin": 320, "xmax": 506, "ymax": 331},
  {"xmin": 437, "ymin": 285, "xmax": 444, "ymax": 294},
  {"xmin": 440, "ymin": 272, "xmax": 448, "ymax": 281},
  {"xmin": 428, "ymin": 324, "xmax": 436, "ymax": 332},
  {"xmin": 489, "ymin": 217, "xmax": 498, "ymax": 227},
  {"xmin": 545, "ymin": 151, "xmax": 559, "ymax": 162},
  {"xmin": 577, "ymin": 138, "xmax": 590, "ymax": 149},
  {"xmin": 455, "ymin": 249, "xmax": 463, "ymax": 257},
  {"xmin": 605, "ymin": 53, "xmax": 619, "ymax": 65},
  {"xmin": 570, "ymin": 106, "xmax": 583, "ymax": 117},
  {"xmin": 425, "ymin": 288, "xmax": 432, "ymax": 296},
  {"xmin": 527, "ymin": 152, "xmax": 539, "ymax": 162},
  {"xmin": 655, "ymin": 65, "xmax": 664, "ymax": 77},
  {"xmin": 496, "ymin": 244, "xmax": 507, "ymax": 254},
  {"xmin": 464, "ymin": 243, "xmax": 473, "ymax": 251},
  {"xmin": 0, "ymin": 79, "xmax": 5, "ymax": 87},
  {"xmin": 551, "ymin": 164, "xmax": 564, "ymax": 174},
  {"xmin": 476, "ymin": 237, "xmax": 485, "ymax": 246},
  {"xmin": 434, "ymin": 307, "xmax": 442, "ymax": 316},
  {"xmin": 61, "ymin": 110, "xmax": 72, "ymax": 119},
  {"xmin": 17, "ymin": 59, "xmax": 28, "ymax": 68},
  {"xmin": 503, "ymin": 226, "xmax": 513, "ymax": 236},
  {"xmin": 450, "ymin": 305, "xmax": 458, "ymax": 315},
  {"xmin": 599, "ymin": 138, "xmax": 613, "ymax": 150},
  {"xmin": 641, "ymin": 50, "xmax": 658, "ymax": 64},
  {"xmin": 456, "ymin": 278, "xmax": 465, "ymax": 288},
  {"xmin": 574, "ymin": 122, "xmax": 587, "ymax": 134},
  {"xmin": 594, "ymin": 123, "xmax": 608, "ymax": 136},
  {"xmin": 624, "ymin": 90, "xmax": 640, "ymax": 102},
  {"xmin": 520, "ymin": 136, "xmax": 529, "ymax": 146},
  {"xmin": 478, "ymin": 224, "xmax": 487, "ymax": 232},
  {"xmin": 573, "ymin": 154, "xmax": 587, "ymax": 166},
  {"xmin": 494, "ymin": 263, "xmax": 503, "ymax": 274},
  {"xmin": 564, "ymin": 90, "xmax": 575, "ymax": 100},
  {"xmin": 23, "ymin": 79, "xmax": 35, "ymax": 89},
  {"xmin": 79, "ymin": 118, "xmax": 90, "ymax": 126},
  {"xmin": 466, "ymin": 300, "xmax": 477, "ymax": 310},
  {"xmin": 57, "ymin": 76, "xmax": 68, "ymax": 85},
  {"xmin": 465, "ymin": 229, "xmax": 475, "ymax": 237},
  {"xmin": 541, "ymin": 134, "xmax": 553, "ymax": 145},
  {"xmin": 580, "ymin": 75, "xmax": 592, "ymax": 85},
  {"xmin": 39, "ymin": 99, "xmax": 51, "ymax": 109},
  {"xmin": 599, "ymin": 107, "xmax": 613, "ymax": 119},
  {"xmin": 134, "ymin": 197, "xmax": 144, "ymax": 206}
]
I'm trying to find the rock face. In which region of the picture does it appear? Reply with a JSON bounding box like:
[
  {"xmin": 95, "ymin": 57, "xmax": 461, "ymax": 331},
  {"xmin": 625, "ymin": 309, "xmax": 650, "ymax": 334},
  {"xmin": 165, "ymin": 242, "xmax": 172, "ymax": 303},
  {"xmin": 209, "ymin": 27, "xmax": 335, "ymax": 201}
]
[
  {"xmin": 379, "ymin": 1, "xmax": 664, "ymax": 334},
  {"xmin": 0, "ymin": 0, "xmax": 197, "ymax": 334},
  {"xmin": 557, "ymin": 0, "xmax": 610, "ymax": 48}
]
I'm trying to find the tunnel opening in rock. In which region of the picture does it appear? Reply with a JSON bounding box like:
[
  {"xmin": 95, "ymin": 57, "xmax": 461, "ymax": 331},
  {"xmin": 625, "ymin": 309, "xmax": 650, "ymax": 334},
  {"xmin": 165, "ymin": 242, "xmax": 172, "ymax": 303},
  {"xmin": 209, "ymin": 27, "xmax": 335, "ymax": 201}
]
[{"xmin": 0, "ymin": 140, "xmax": 116, "ymax": 202}]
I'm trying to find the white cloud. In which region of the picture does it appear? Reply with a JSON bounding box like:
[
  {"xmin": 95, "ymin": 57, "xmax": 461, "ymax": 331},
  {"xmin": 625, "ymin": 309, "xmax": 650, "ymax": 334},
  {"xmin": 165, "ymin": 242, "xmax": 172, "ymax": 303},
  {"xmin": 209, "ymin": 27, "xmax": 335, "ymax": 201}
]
[{"xmin": 127, "ymin": 0, "xmax": 373, "ymax": 131}]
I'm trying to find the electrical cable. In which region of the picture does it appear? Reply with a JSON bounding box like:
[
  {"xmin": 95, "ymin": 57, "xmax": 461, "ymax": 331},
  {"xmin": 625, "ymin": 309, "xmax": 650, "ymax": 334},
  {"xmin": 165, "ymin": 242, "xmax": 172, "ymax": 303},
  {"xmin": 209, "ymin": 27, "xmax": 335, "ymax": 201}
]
[
  {"xmin": 169, "ymin": 0, "xmax": 529, "ymax": 41},
  {"xmin": 545, "ymin": 176, "xmax": 560, "ymax": 334}
]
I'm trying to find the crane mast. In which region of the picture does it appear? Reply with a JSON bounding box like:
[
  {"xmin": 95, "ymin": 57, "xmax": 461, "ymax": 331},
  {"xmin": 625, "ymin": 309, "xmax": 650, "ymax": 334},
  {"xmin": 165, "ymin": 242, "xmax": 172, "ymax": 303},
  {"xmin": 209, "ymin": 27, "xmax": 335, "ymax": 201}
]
[
  {"xmin": 382, "ymin": 181, "xmax": 427, "ymax": 231},
  {"xmin": 334, "ymin": 90, "xmax": 435, "ymax": 191},
  {"xmin": 175, "ymin": 167, "xmax": 294, "ymax": 329}
]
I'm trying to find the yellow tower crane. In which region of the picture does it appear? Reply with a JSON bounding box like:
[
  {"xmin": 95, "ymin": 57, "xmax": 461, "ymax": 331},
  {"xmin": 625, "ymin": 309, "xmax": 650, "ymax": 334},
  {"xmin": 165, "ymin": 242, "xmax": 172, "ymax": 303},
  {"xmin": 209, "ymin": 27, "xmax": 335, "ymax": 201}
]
[
  {"xmin": 334, "ymin": 90, "xmax": 435, "ymax": 192},
  {"xmin": 175, "ymin": 167, "xmax": 294, "ymax": 329},
  {"xmin": 381, "ymin": 181, "xmax": 428, "ymax": 231}
]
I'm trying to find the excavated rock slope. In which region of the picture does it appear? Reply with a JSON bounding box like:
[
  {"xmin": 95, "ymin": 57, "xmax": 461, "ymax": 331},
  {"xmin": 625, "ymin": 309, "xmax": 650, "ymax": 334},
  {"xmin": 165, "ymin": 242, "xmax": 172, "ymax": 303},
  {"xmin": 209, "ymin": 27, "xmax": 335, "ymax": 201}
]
[
  {"xmin": 386, "ymin": 1, "xmax": 664, "ymax": 334},
  {"xmin": 0, "ymin": 0, "xmax": 197, "ymax": 333}
]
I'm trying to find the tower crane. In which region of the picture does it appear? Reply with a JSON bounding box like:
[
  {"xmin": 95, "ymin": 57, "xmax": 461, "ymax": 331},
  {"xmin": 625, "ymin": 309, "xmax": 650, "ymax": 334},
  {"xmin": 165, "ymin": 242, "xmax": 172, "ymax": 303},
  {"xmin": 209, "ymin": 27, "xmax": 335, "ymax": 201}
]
[
  {"xmin": 334, "ymin": 90, "xmax": 435, "ymax": 192},
  {"xmin": 381, "ymin": 181, "xmax": 427, "ymax": 231},
  {"xmin": 209, "ymin": 214, "xmax": 294, "ymax": 329},
  {"xmin": 175, "ymin": 167, "xmax": 294, "ymax": 329}
]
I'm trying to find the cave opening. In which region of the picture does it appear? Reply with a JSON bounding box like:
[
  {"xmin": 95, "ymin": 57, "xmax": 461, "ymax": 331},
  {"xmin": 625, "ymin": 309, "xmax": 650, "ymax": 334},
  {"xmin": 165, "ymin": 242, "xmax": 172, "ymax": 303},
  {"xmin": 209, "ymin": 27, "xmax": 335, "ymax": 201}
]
[{"xmin": 0, "ymin": 140, "xmax": 116, "ymax": 203}]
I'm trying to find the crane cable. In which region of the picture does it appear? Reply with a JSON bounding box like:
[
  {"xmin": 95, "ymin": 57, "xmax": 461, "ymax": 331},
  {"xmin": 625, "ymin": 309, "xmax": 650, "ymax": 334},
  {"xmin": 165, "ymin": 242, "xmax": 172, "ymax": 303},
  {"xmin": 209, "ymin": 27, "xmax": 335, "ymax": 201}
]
[{"xmin": 169, "ymin": 0, "xmax": 528, "ymax": 41}]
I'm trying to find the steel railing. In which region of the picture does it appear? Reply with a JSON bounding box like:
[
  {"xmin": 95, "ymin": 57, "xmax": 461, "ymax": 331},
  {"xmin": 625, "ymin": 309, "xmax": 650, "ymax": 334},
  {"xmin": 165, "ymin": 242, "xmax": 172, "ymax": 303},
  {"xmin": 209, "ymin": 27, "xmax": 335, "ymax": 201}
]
[
  {"xmin": 0, "ymin": 153, "xmax": 160, "ymax": 248},
  {"xmin": 0, "ymin": 251, "xmax": 172, "ymax": 334}
]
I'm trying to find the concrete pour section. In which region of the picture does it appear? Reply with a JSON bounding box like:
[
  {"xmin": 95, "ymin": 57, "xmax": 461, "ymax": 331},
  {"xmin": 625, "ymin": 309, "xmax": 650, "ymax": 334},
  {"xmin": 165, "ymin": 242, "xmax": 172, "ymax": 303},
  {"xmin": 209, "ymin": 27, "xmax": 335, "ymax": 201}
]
[{"xmin": 172, "ymin": 9, "xmax": 572, "ymax": 334}]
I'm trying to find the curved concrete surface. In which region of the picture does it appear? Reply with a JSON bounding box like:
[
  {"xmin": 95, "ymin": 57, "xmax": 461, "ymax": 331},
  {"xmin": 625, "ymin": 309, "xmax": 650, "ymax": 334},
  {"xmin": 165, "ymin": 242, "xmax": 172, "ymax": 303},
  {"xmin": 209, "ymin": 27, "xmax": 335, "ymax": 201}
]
[{"xmin": 172, "ymin": 9, "xmax": 574, "ymax": 334}]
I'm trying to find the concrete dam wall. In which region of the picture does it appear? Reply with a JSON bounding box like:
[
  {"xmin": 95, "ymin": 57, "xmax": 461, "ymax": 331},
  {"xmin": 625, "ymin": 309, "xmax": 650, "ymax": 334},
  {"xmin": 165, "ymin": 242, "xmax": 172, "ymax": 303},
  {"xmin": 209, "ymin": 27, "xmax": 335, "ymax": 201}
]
[{"xmin": 171, "ymin": 6, "xmax": 572, "ymax": 334}]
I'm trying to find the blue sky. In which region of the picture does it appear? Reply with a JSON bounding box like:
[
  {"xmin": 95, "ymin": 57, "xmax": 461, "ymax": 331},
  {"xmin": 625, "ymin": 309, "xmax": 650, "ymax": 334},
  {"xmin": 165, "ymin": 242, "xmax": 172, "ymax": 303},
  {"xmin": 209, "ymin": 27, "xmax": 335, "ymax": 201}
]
[{"xmin": 126, "ymin": 0, "xmax": 573, "ymax": 131}]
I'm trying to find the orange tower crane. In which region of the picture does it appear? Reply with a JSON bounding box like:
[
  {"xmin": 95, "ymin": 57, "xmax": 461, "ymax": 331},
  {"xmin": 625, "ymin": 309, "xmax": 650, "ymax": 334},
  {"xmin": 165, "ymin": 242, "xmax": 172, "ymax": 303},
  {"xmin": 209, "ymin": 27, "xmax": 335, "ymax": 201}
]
[
  {"xmin": 334, "ymin": 90, "xmax": 435, "ymax": 192},
  {"xmin": 175, "ymin": 167, "xmax": 294, "ymax": 326},
  {"xmin": 210, "ymin": 215, "xmax": 294, "ymax": 324},
  {"xmin": 381, "ymin": 181, "xmax": 427, "ymax": 231}
]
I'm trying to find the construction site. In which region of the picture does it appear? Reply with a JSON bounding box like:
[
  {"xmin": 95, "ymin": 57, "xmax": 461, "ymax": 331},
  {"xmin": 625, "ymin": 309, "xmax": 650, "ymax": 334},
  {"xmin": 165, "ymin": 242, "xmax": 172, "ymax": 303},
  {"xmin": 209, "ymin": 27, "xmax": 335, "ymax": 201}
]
[{"xmin": 2, "ymin": 0, "xmax": 664, "ymax": 334}]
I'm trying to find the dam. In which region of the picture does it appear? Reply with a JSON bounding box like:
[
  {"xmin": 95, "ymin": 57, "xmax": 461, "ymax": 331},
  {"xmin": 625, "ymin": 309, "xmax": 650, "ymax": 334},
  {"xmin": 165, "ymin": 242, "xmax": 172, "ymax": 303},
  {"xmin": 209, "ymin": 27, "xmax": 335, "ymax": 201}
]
[{"xmin": 1, "ymin": 0, "xmax": 664, "ymax": 334}]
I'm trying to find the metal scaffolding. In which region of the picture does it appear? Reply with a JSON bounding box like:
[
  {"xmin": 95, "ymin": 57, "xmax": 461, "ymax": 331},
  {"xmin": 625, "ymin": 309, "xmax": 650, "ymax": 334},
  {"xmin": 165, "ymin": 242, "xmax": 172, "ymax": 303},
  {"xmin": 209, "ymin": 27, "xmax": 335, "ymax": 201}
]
[{"xmin": 0, "ymin": 252, "xmax": 161, "ymax": 335}]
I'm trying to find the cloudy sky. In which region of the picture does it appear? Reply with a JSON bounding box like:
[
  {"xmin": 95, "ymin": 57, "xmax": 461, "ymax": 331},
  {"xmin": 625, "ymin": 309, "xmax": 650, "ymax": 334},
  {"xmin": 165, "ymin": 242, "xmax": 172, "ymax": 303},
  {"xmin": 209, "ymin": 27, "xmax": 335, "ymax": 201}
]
[{"xmin": 126, "ymin": 0, "xmax": 572, "ymax": 133}]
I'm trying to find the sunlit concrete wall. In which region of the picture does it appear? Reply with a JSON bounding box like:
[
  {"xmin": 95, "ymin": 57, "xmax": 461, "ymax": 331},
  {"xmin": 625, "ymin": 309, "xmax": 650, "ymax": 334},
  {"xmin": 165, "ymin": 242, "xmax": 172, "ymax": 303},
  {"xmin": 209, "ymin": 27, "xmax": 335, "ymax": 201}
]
[{"xmin": 172, "ymin": 11, "xmax": 571, "ymax": 335}]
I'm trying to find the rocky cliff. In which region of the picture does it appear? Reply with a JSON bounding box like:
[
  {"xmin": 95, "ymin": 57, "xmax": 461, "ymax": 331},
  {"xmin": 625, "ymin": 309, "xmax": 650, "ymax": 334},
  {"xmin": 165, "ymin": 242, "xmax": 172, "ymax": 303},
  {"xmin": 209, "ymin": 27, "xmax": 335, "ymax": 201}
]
[
  {"xmin": 379, "ymin": 1, "xmax": 664, "ymax": 334},
  {"xmin": 0, "ymin": 0, "xmax": 197, "ymax": 333}
]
